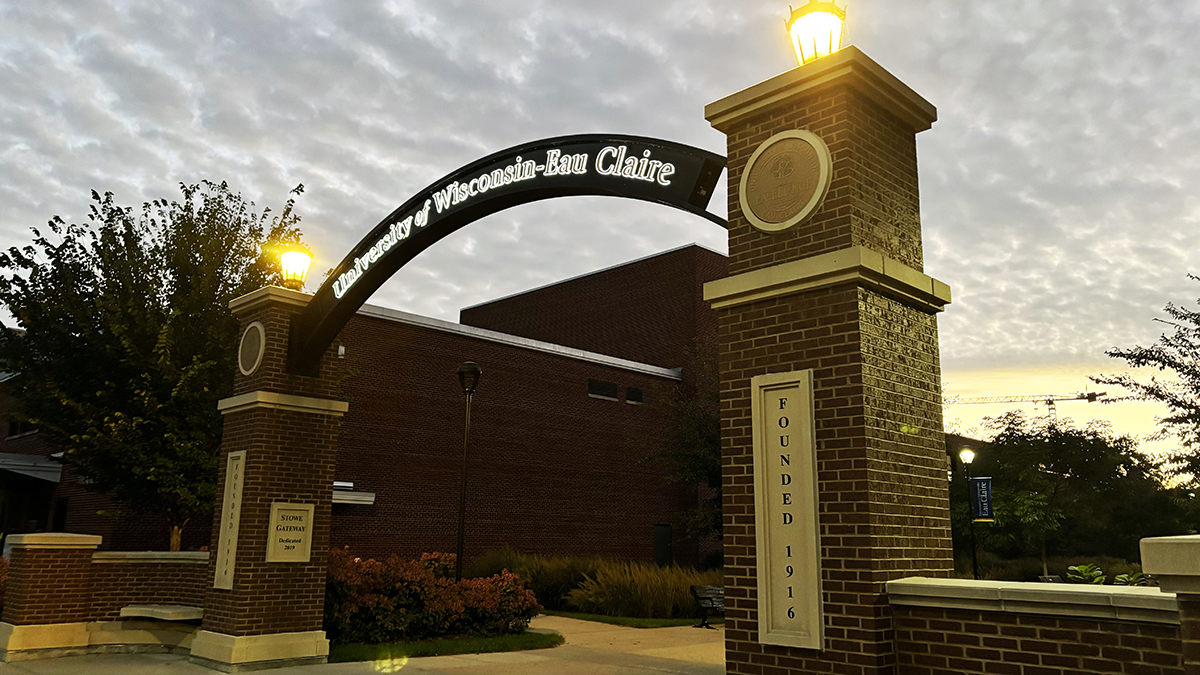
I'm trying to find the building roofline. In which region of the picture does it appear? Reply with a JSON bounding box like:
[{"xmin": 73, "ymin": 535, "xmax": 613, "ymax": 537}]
[
  {"xmin": 459, "ymin": 243, "xmax": 725, "ymax": 312},
  {"xmin": 355, "ymin": 304, "xmax": 682, "ymax": 380}
]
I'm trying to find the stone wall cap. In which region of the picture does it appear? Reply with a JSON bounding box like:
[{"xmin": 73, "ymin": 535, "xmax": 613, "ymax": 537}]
[
  {"xmin": 7, "ymin": 533, "xmax": 102, "ymax": 549},
  {"xmin": 705, "ymin": 46, "xmax": 937, "ymax": 133},
  {"xmin": 1141, "ymin": 534, "xmax": 1200, "ymax": 576},
  {"xmin": 92, "ymin": 551, "xmax": 209, "ymax": 564},
  {"xmin": 887, "ymin": 577, "xmax": 1178, "ymax": 625},
  {"xmin": 228, "ymin": 286, "xmax": 311, "ymax": 314}
]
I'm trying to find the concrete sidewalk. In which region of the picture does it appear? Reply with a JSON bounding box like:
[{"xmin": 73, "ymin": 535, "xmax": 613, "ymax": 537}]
[{"xmin": 0, "ymin": 616, "xmax": 725, "ymax": 675}]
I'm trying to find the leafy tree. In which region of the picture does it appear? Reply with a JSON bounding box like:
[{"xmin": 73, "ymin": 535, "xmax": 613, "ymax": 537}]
[
  {"xmin": 1094, "ymin": 276, "xmax": 1200, "ymax": 486},
  {"xmin": 0, "ymin": 181, "xmax": 303, "ymax": 550},
  {"xmin": 641, "ymin": 343, "xmax": 721, "ymax": 539},
  {"xmin": 955, "ymin": 412, "xmax": 1187, "ymax": 575}
]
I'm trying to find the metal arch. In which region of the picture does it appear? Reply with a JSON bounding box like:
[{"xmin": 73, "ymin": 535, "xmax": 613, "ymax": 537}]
[{"xmin": 289, "ymin": 134, "xmax": 727, "ymax": 374}]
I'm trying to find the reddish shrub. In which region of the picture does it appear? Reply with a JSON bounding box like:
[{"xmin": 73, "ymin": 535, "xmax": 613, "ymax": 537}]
[{"xmin": 324, "ymin": 548, "xmax": 540, "ymax": 645}]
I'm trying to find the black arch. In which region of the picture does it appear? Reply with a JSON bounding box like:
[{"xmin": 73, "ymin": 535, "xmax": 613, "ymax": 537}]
[{"xmin": 290, "ymin": 134, "xmax": 726, "ymax": 375}]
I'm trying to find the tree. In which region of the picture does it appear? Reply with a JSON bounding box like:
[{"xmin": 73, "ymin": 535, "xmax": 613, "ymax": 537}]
[
  {"xmin": 641, "ymin": 343, "xmax": 722, "ymax": 539},
  {"xmin": 958, "ymin": 412, "xmax": 1186, "ymax": 575},
  {"xmin": 0, "ymin": 181, "xmax": 303, "ymax": 550},
  {"xmin": 1094, "ymin": 276, "xmax": 1200, "ymax": 486}
]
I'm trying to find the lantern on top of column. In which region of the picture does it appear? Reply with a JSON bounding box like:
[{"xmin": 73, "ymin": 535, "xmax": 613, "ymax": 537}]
[
  {"xmin": 786, "ymin": 1, "xmax": 846, "ymax": 65},
  {"xmin": 280, "ymin": 244, "xmax": 313, "ymax": 291}
]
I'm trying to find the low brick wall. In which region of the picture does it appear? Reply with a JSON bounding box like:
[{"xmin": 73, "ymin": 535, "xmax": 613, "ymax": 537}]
[
  {"xmin": 889, "ymin": 578, "xmax": 1183, "ymax": 675},
  {"xmin": 90, "ymin": 552, "xmax": 209, "ymax": 621}
]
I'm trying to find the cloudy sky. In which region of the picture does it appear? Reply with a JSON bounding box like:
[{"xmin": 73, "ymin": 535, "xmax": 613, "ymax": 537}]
[{"xmin": 3, "ymin": 1, "xmax": 1198, "ymax": 449}]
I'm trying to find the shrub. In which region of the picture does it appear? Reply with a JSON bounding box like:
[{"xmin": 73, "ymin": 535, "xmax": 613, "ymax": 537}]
[
  {"xmin": 466, "ymin": 546, "xmax": 606, "ymax": 611},
  {"xmin": 566, "ymin": 560, "xmax": 722, "ymax": 619},
  {"xmin": 324, "ymin": 548, "xmax": 540, "ymax": 645}
]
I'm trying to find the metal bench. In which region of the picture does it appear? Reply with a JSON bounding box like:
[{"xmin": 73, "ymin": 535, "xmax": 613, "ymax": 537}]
[{"xmin": 690, "ymin": 584, "xmax": 724, "ymax": 629}]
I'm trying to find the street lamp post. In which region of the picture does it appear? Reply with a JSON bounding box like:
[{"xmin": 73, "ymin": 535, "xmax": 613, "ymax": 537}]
[
  {"xmin": 454, "ymin": 362, "xmax": 482, "ymax": 582},
  {"xmin": 959, "ymin": 447, "xmax": 979, "ymax": 580}
]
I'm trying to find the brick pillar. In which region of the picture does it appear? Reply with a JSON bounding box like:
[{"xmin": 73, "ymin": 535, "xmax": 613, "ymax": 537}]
[
  {"xmin": 189, "ymin": 287, "xmax": 346, "ymax": 672},
  {"xmin": 1142, "ymin": 535, "xmax": 1200, "ymax": 674},
  {"xmin": 704, "ymin": 47, "xmax": 953, "ymax": 674},
  {"xmin": 0, "ymin": 533, "xmax": 101, "ymax": 660}
]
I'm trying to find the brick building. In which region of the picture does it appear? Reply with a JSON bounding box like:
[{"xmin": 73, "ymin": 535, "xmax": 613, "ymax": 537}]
[{"xmin": 2, "ymin": 244, "xmax": 727, "ymax": 567}]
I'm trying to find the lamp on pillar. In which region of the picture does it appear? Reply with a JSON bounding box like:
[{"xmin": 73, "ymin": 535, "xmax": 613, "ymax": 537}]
[
  {"xmin": 786, "ymin": 1, "xmax": 846, "ymax": 65},
  {"xmin": 280, "ymin": 244, "xmax": 313, "ymax": 291},
  {"xmin": 454, "ymin": 361, "xmax": 482, "ymax": 582}
]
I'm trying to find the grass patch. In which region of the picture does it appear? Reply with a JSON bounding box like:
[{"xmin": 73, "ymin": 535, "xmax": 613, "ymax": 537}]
[
  {"xmin": 328, "ymin": 631, "xmax": 564, "ymax": 663},
  {"xmin": 545, "ymin": 609, "xmax": 723, "ymax": 629}
]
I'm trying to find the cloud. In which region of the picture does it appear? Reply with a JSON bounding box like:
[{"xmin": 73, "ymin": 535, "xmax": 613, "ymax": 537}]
[{"xmin": 2, "ymin": 0, "xmax": 1199, "ymax": 377}]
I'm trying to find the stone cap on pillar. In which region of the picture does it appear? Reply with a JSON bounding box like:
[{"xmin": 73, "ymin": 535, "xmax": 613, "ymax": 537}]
[
  {"xmin": 705, "ymin": 45, "xmax": 937, "ymax": 134},
  {"xmin": 6, "ymin": 533, "xmax": 103, "ymax": 549},
  {"xmin": 1142, "ymin": 535, "xmax": 1200, "ymax": 594},
  {"xmin": 229, "ymin": 286, "xmax": 311, "ymax": 318}
]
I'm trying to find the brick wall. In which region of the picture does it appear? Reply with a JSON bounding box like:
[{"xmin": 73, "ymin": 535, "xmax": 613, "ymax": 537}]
[
  {"xmin": 893, "ymin": 606, "xmax": 1183, "ymax": 674},
  {"xmin": 90, "ymin": 555, "xmax": 208, "ymax": 621},
  {"xmin": 460, "ymin": 244, "xmax": 726, "ymax": 370},
  {"xmin": 332, "ymin": 309, "xmax": 697, "ymax": 566}
]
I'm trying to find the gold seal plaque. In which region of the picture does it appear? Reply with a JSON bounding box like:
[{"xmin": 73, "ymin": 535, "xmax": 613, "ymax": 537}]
[{"xmin": 739, "ymin": 130, "xmax": 832, "ymax": 233}]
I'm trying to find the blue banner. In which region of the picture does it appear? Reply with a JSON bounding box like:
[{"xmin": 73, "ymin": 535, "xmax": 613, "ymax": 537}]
[{"xmin": 970, "ymin": 477, "xmax": 994, "ymax": 523}]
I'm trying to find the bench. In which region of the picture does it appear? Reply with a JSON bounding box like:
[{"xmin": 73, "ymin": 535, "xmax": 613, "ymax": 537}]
[
  {"xmin": 690, "ymin": 584, "xmax": 724, "ymax": 629},
  {"xmin": 118, "ymin": 604, "xmax": 203, "ymax": 622}
]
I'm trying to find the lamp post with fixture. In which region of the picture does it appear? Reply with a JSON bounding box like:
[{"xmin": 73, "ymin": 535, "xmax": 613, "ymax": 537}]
[
  {"xmin": 280, "ymin": 244, "xmax": 313, "ymax": 291},
  {"xmin": 786, "ymin": 0, "xmax": 846, "ymax": 65},
  {"xmin": 454, "ymin": 361, "xmax": 482, "ymax": 582},
  {"xmin": 959, "ymin": 447, "xmax": 980, "ymax": 580}
]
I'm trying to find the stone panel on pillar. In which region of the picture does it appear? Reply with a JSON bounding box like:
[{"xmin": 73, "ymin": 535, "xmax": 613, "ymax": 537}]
[
  {"xmin": 190, "ymin": 286, "xmax": 347, "ymax": 673},
  {"xmin": 704, "ymin": 46, "xmax": 953, "ymax": 675}
]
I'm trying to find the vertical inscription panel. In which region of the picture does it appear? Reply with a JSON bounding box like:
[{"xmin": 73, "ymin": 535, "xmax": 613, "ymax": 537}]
[
  {"xmin": 214, "ymin": 450, "xmax": 246, "ymax": 590},
  {"xmin": 751, "ymin": 370, "xmax": 822, "ymax": 649}
]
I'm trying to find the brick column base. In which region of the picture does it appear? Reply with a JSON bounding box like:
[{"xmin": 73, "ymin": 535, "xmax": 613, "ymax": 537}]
[{"xmin": 0, "ymin": 533, "xmax": 101, "ymax": 661}]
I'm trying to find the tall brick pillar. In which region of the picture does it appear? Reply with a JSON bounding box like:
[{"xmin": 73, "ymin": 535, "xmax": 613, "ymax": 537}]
[
  {"xmin": 703, "ymin": 46, "xmax": 954, "ymax": 674},
  {"xmin": 189, "ymin": 287, "xmax": 346, "ymax": 672}
]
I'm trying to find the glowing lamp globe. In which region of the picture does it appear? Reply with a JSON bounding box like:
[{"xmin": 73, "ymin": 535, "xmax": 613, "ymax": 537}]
[
  {"xmin": 280, "ymin": 247, "xmax": 312, "ymax": 291},
  {"xmin": 958, "ymin": 448, "xmax": 976, "ymax": 466},
  {"xmin": 787, "ymin": 1, "xmax": 846, "ymax": 66}
]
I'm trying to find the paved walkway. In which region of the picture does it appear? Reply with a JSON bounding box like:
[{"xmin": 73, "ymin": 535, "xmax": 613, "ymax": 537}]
[{"xmin": 0, "ymin": 616, "xmax": 725, "ymax": 675}]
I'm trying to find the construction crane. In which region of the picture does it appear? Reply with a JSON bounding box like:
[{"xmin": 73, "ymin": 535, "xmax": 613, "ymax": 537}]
[{"xmin": 946, "ymin": 392, "xmax": 1107, "ymax": 420}]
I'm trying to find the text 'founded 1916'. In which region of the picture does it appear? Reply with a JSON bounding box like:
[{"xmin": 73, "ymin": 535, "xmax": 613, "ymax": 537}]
[
  {"xmin": 213, "ymin": 450, "xmax": 246, "ymax": 590},
  {"xmin": 266, "ymin": 502, "xmax": 315, "ymax": 563},
  {"xmin": 751, "ymin": 370, "xmax": 822, "ymax": 650}
]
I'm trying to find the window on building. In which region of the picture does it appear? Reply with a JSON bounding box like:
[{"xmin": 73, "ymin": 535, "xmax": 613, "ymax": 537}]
[
  {"xmin": 626, "ymin": 387, "xmax": 644, "ymax": 405},
  {"xmin": 6, "ymin": 419, "xmax": 36, "ymax": 438},
  {"xmin": 587, "ymin": 379, "xmax": 619, "ymax": 401},
  {"xmin": 653, "ymin": 524, "xmax": 673, "ymax": 567}
]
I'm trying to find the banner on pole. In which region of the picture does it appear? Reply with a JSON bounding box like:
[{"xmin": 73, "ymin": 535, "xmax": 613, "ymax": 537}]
[{"xmin": 970, "ymin": 477, "xmax": 994, "ymax": 523}]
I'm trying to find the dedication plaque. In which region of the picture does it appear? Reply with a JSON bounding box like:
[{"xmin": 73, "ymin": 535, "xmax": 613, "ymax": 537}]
[
  {"xmin": 739, "ymin": 130, "xmax": 832, "ymax": 233},
  {"xmin": 213, "ymin": 450, "xmax": 246, "ymax": 590},
  {"xmin": 750, "ymin": 370, "xmax": 822, "ymax": 649},
  {"xmin": 266, "ymin": 502, "xmax": 315, "ymax": 563}
]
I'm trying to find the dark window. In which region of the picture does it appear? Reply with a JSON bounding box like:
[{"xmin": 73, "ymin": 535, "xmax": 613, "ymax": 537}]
[
  {"xmin": 6, "ymin": 419, "xmax": 35, "ymax": 438},
  {"xmin": 52, "ymin": 498, "xmax": 68, "ymax": 531},
  {"xmin": 587, "ymin": 379, "xmax": 619, "ymax": 401},
  {"xmin": 626, "ymin": 387, "xmax": 644, "ymax": 405}
]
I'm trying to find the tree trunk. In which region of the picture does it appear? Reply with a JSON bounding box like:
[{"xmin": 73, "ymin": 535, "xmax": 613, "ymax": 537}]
[{"xmin": 169, "ymin": 521, "xmax": 187, "ymax": 552}]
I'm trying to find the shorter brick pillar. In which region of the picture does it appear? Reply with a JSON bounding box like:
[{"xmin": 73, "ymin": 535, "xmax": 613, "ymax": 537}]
[
  {"xmin": 1142, "ymin": 534, "xmax": 1200, "ymax": 674},
  {"xmin": 0, "ymin": 533, "xmax": 101, "ymax": 660},
  {"xmin": 189, "ymin": 287, "xmax": 345, "ymax": 673}
]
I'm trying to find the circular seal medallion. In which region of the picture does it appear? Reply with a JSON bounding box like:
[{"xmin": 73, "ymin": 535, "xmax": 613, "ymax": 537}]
[
  {"xmin": 238, "ymin": 321, "xmax": 266, "ymax": 376},
  {"xmin": 739, "ymin": 130, "xmax": 832, "ymax": 233}
]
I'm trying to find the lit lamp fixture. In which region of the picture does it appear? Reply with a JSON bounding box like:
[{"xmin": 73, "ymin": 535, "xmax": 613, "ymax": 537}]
[
  {"xmin": 786, "ymin": 0, "xmax": 846, "ymax": 66},
  {"xmin": 280, "ymin": 245, "xmax": 312, "ymax": 291}
]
